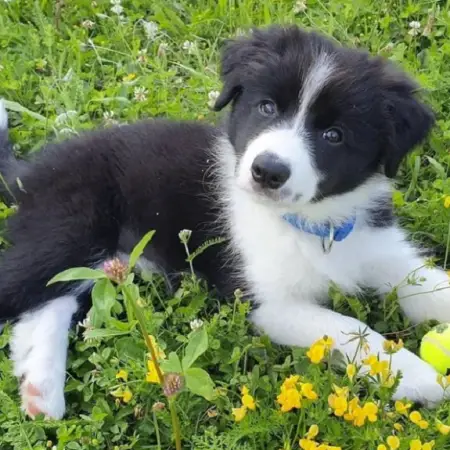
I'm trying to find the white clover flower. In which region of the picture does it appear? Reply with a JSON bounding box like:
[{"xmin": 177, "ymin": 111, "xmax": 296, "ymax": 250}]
[
  {"xmin": 190, "ymin": 319, "xmax": 204, "ymax": 331},
  {"xmin": 77, "ymin": 315, "xmax": 92, "ymax": 329},
  {"xmin": 182, "ymin": 40, "xmax": 197, "ymax": 54},
  {"xmin": 142, "ymin": 20, "xmax": 159, "ymax": 40},
  {"xmin": 81, "ymin": 19, "xmax": 95, "ymax": 29},
  {"xmin": 137, "ymin": 49, "xmax": 147, "ymax": 63},
  {"xmin": 134, "ymin": 86, "xmax": 148, "ymax": 102},
  {"xmin": 293, "ymin": 0, "xmax": 307, "ymax": 13},
  {"xmin": 111, "ymin": 3, "xmax": 124, "ymax": 15},
  {"xmin": 58, "ymin": 127, "xmax": 77, "ymax": 136},
  {"xmin": 408, "ymin": 21, "xmax": 421, "ymax": 36},
  {"xmin": 103, "ymin": 111, "xmax": 119, "ymax": 126},
  {"xmin": 207, "ymin": 90, "xmax": 220, "ymax": 108},
  {"xmin": 178, "ymin": 229, "xmax": 192, "ymax": 243},
  {"xmin": 55, "ymin": 110, "xmax": 78, "ymax": 126}
]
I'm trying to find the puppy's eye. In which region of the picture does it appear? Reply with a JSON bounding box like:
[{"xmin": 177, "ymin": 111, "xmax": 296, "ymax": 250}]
[
  {"xmin": 258, "ymin": 100, "xmax": 277, "ymax": 117},
  {"xmin": 322, "ymin": 127, "xmax": 343, "ymax": 144}
]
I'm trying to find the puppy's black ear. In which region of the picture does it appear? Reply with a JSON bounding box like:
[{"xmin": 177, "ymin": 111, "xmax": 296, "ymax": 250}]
[
  {"xmin": 213, "ymin": 28, "xmax": 278, "ymax": 111},
  {"xmin": 213, "ymin": 36, "xmax": 251, "ymax": 111},
  {"xmin": 382, "ymin": 65, "xmax": 435, "ymax": 178}
]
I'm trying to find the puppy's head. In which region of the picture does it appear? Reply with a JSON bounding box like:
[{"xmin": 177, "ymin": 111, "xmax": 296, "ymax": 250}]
[{"xmin": 214, "ymin": 26, "xmax": 434, "ymax": 207}]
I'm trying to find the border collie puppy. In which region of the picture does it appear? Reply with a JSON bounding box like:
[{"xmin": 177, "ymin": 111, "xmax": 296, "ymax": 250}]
[{"xmin": 0, "ymin": 25, "xmax": 449, "ymax": 420}]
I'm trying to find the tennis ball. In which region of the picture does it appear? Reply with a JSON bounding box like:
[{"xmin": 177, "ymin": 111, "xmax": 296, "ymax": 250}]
[{"xmin": 420, "ymin": 323, "xmax": 450, "ymax": 375}]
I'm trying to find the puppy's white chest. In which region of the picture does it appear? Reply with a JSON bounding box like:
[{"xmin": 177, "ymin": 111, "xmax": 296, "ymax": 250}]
[{"xmin": 229, "ymin": 198, "xmax": 363, "ymax": 304}]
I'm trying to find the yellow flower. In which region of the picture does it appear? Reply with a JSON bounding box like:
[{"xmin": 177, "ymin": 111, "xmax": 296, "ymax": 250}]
[
  {"xmin": 241, "ymin": 386, "xmax": 256, "ymax": 410},
  {"xmin": 363, "ymin": 401, "xmax": 378, "ymax": 422},
  {"xmin": 282, "ymin": 375, "xmax": 300, "ymax": 390},
  {"xmin": 299, "ymin": 439, "xmax": 318, "ymax": 450},
  {"xmin": 307, "ymin": 343, "xmax": 326, "ymax": 364},
  {"xmin": 232, "ymin": 406, "xmax": 247, "ymax": 422},
  {"xmin": 410, "ymin": 440, "xmax": 435, "ymax": 450},
  {"xmin": 306, "ymin": 336, "xmax": 334, "ymax": 364},
  {"xmin": 409, "ymin": 410, "xmax": 422, "ymax": 425},
  {"xmin": 437, "ymin": 420, "xmax": 450, "ymax": 435},
  {"xmin": 328, "ymin": 393, "xmax": 347, "ymax": 417},
  {"xmin": 346, "ymin": 363, "xmax": 356, "ymax": 381},
  {"xmin": 383, "ymin": 339, "xmax": 404, "ymax": 354},
  {"xmin": 116, "ymin": 369, "xmax": 128, "ymax": 381},
  {"xmin": 122, "ymin": 388, "xmax": 133, "ymax": 403},
  {"xmin": 351, "ymin": 405, "xmax": 366, "ymax": 427},
  {"xmin": 319, "ymin": 336, "xmax": 334, "ymax": 349},
  {"xmin": 378, "ymin": 446, "xmax": 387, "ymax": 450},
  {"xmin": 123, "ymin": 73, "xmax": 137, "ymax": 82},
  {"xmin": 301, "ymin": 383, "xmax": 318, "ymax": 401},
  {"xmin": 393, "ymin": 423, "xmax": 403, "ymax": 432},
  {"xmin": 362, "ymin": 354, "xmax": 390, "ymax": 376},
  {"xmin": 332, "ymin": 384, "xmax": 349, "ymax": 397},
  {"xmin": 306, "ymin": 424, "xmax": 319, "ymax": 440},
  {"xmin": 395, "ymin": 400, "xmax": 411, "ymax": 415},
  {"xmin": 386, "ymin": 436, "xmax": 400, "ymax": 450},
  {"xmin": 277, "ymin": 387, "xmax": 301, "ymax": 412},
  {"xmin": 146, "ymin": 360, "xmax": 162, "ymax": 383},
  {"xmin": 419, "ymin": 420, "xmax": 429, "ymax": 430},
  {"xmin": 343, "ymin": 397, "xmax": 360, "ymax": 423},
  {"xmin": 444, "ymin": 196, "xmax": 450, "ymax": 208},
  {"xmin": 363, "ymin": 354, "xmax": 378, "ymax": 366}
]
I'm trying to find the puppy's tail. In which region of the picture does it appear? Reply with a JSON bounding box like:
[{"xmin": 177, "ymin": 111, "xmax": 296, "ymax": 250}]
[{"xmin": 0, "ymin": 100, "xmax": 23, "ymax": 203}]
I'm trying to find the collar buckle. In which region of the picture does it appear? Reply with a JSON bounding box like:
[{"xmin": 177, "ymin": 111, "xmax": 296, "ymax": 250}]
[{"xmin": 321, "ymin": 223, "xmax": 335, "ymax": 254}]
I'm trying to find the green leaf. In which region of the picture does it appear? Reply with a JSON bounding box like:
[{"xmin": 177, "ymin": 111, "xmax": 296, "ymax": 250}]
[
  {"xmin": 160, "ymin": 352, "xmax": 183, "ymax": 373},
  {"xmin": 83, "ymin": 328, "xmax": 131, "ymax": 340},
  {"xmin": 92, "ymin": 278, "xmax": 117, "ymax": 326},
  {"xmin": 128, "ymin": 230, "xmax": 156, "ymax": 270},
  {"xmin": 47, "ymin": 267, "xmax": 106, "ymax": 285},
  {"xmin": 182, "ymin": 326, "xmax": 208, "ymax": 370},
  {"xmin": 425, "ymin": 156, "xmax": 447, "ymax": 179},
  {"xmin": 91, "ymin": 405, "xmax": 108, "ymax": 422},
  {"xmin": 3, "ymin": 99, "xmax": 47, "ymax": 121},
  {"xmin": 184, "ymin": 367, "xmax": 215, "ymax": 401}
]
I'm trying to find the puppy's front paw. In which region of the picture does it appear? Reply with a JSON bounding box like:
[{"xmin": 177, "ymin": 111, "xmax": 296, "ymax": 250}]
[{"xmin": 393, "ymin": 362, "xmax": 445, "ymax": 408}]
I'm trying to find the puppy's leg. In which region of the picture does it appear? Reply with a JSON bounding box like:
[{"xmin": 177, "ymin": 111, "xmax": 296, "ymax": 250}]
[
  {"xmin": 0, "ymin": 204, "xmax": 118, "ymax": 419},
  {"xmin": 362, "ymin": 226, "xmax": 450, "ymax": 324},
  {"xmin": 252, "ymin": 300, "xmax": 445, "ymax": 406},
  {"xmin": 11, "ymin": 295, "xmax": 78, "ymax": 419}
]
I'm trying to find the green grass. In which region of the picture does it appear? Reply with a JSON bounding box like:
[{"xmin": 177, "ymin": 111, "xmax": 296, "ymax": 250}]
[{"xmin": 1, "ymin": 0, "xmax": 450, "ymax": 449}]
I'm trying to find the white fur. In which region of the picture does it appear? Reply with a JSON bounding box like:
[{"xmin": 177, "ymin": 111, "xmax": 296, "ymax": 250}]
[
  {"xmin": 215, "ymin": 131, "xmax": 450, "ymax": 407},
  {"xmin": 238, "ymin": 127, "xmax": 320, "ymax": 203},
  {"xmin": 0, "ymin": 99, "xmax": 7, "ymax": 131},
  {"xmin": 237, "ymin": 54, "xmax": 335, "ymax": 205},
  {"xmin": 11, "ymin": 295, "xmax": 78, "ymax": 419}
]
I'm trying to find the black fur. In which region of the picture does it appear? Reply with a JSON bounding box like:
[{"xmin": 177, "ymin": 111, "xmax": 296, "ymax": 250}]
[
  {"xmin": 0, "ymin": 120, "xmax": 232, "ymax": 321},
  {"xmin": 214, "ymin": 26, "xmax": 434, "ymax": 199},
  {"xmin": 0, "ymin": 25, "xmax": 435, "ymax": 325}
]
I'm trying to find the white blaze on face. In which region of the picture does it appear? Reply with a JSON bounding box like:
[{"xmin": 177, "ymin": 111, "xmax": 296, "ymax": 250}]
[{"xmin": 237, "ymin": 53, "xmax": 336, "ymax": 204}]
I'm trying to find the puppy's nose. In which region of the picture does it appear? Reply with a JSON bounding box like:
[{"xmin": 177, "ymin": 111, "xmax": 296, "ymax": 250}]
[{"xmin": 251, "ymin": 152, "xmax": 291, "ymax": 189}]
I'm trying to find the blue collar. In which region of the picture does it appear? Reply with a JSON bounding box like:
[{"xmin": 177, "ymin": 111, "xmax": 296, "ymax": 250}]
[{"xmin": 282, "ymin": 213, "xmax": 356, "ymax": 243}]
